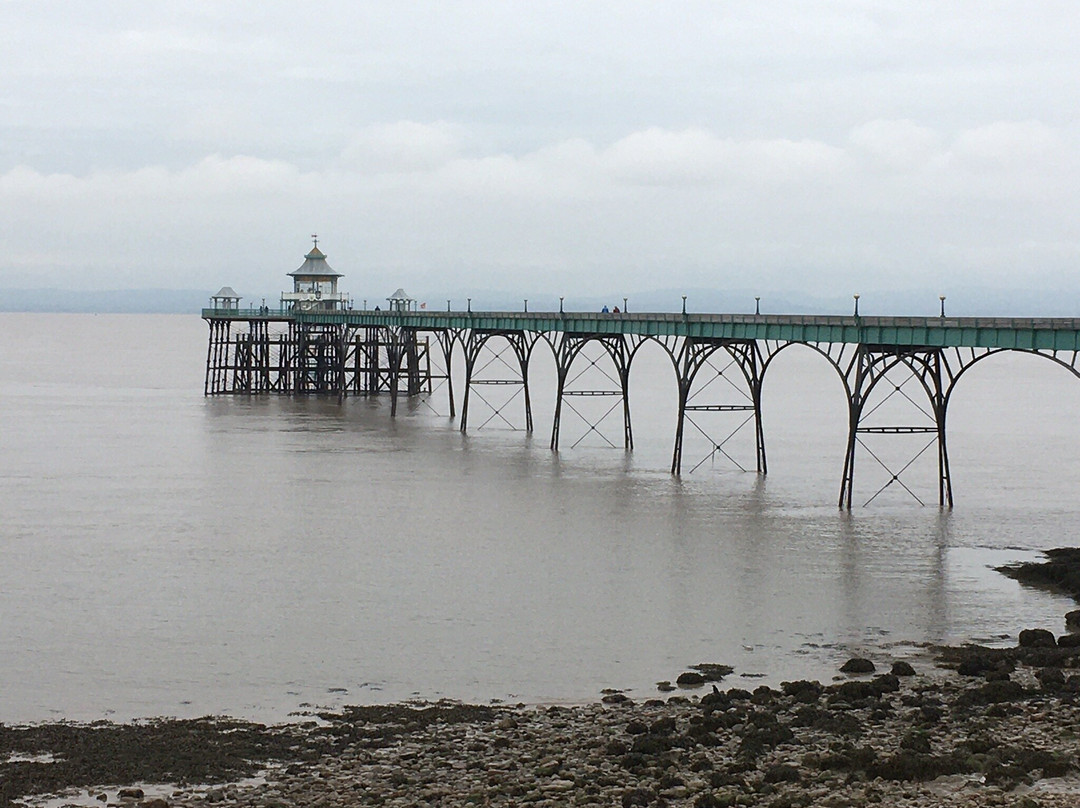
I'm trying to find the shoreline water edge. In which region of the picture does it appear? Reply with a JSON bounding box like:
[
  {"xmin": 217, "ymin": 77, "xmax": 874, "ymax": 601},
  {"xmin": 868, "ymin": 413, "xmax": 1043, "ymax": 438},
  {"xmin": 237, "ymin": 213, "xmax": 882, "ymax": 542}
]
[{"xmin": 5, "ymin": 552, "xmax": 1080, "ymax": 808}]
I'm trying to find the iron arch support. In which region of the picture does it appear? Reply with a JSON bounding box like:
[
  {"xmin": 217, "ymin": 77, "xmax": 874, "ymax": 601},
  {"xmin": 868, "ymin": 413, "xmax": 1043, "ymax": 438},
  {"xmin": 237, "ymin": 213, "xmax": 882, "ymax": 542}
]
[
  {"xmin": 460, "ymin": 329, "xmax": 537, "ymax": 433},
  {"xmin": 550, "ymin": 333, "xmax": 635, "ymax": 451},
  {"xmin": 839, "ymin": 345, "xmax": 953, "ymax": 509},
  {"xmin": 670, "ymin": 338, "xmax": 767, "ymax": 476}
]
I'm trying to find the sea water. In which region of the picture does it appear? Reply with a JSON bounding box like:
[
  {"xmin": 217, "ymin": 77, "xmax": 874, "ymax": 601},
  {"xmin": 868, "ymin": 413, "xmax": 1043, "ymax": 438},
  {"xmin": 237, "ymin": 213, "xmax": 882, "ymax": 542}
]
[{"xmin": 1, "ymin": 312, "xmax": 1078, "ymax": 722}]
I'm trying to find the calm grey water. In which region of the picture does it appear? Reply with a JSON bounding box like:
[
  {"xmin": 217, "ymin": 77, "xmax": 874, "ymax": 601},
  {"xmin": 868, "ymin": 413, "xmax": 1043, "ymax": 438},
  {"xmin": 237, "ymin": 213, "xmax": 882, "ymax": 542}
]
[{"xmin": 2, "ymin": 312, "xmax": 1080, "ymax": 723}]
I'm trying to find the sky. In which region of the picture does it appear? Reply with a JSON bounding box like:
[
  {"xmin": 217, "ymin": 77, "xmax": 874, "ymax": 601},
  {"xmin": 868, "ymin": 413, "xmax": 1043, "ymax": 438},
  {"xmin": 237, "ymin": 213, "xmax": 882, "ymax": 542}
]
[{"xmin": 2, "ymin": 1, "xmax": 1079, "ymax": 308}]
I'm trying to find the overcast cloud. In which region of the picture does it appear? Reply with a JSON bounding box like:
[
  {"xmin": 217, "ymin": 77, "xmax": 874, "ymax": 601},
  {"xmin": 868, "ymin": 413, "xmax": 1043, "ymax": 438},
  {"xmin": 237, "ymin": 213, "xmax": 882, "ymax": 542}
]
[{"xmin": 2, "ymin": 1, "xmax": 1079, "ymax": 304}]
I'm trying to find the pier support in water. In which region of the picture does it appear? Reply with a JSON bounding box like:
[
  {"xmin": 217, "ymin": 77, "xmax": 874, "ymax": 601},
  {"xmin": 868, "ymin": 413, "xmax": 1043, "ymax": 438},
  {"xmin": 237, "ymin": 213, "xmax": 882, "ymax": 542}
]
[
  {"xmin": 460, "ymin": 330, "xmax": 536, "ymax": 433},
  {"xmin": 294, "ymin": 323, "xmax": 348, "ymax": 396},
  {"xmin": 670, "ymin": 337, "xmax": 766, "ymax": 476},
  {"xmin": 550, "ymin": 334, "xmax": 634, "ymax": 451},
  {"xmin": 839, "ymin": 345, "xmax": 952, "ymax": 509}
]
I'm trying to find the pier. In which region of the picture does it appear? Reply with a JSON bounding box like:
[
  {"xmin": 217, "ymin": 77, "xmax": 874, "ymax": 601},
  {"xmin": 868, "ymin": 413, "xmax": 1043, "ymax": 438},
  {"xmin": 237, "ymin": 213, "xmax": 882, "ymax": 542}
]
[{"xmin": 203, "ymin": 243, "xmax": 1080, "ymax": 508}]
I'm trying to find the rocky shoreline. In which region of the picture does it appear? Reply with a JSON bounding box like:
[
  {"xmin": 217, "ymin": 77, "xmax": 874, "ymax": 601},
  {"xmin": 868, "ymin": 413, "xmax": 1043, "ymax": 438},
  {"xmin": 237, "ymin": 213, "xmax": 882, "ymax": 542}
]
[
  {"xmin": 7, "ymin": 551, "xmax": 1080, "ymax": 808},
  {"xmin": 5, "ymin": 639, "xmax": 1080, "ymax": 808}
]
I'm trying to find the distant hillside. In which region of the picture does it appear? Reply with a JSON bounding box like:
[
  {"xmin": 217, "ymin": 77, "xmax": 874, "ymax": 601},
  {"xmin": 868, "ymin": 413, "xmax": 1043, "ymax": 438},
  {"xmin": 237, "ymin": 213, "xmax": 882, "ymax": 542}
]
[
  {"xmin": 0, "ymin": 288, "xmax": 212, "ymax": 313},
  {"xmin": 0, "ymin": 286, "xmax": 1077, "ymax": 317}
]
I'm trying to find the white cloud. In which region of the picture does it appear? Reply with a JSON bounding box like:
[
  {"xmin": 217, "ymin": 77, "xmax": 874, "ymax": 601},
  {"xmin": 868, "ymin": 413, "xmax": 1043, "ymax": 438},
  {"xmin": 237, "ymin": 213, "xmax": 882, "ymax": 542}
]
[
  {"xmin": 3, "ymin": 118, "xmax": 1076, "ymax": 296},
  {"xmin": 3, "ymin": 1, "xmax": 1080, "ymax": 296},
  {"xmin": 341, "ymin": 121, "xmax": 463, "ymax": 174},
  {"xmin": 950, "ymin": 120, "xmax": 1066, "ymax": 171},
  {"xmin": 848, "ymin": 120, "xmax": 943, "ymax": 173}
]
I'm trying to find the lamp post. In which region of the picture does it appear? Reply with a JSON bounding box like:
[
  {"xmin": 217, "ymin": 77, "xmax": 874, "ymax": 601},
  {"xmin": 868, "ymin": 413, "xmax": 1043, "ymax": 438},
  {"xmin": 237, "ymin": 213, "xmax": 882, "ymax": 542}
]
[
  {"xmin": 524, "ymin": 299, "xmax": 528, "ymax": 313},
  {"xmin": 939, "ymin": 295, "xmax": 946, "ymax": 317},
  {"xmin": 755, "ymin": 296, "xmax": 760, "ymax": 315},
  {"xmin": 853, "ymin": 294, "xmax": 860, "ymax": 317},
  {"xmin": 467, "ymin": 297, "xmax": 472, "ymax": 313},
  {"xmin": 681, "ymin": 295, "xmax": 687, "ymax": 316},
  {"xmin": 559, "ymin": 296, "xmax": 564, "ymax": 314},
  {"xmin": 623, "ymin": 297, "xmax": 628, "ymax": 313}
]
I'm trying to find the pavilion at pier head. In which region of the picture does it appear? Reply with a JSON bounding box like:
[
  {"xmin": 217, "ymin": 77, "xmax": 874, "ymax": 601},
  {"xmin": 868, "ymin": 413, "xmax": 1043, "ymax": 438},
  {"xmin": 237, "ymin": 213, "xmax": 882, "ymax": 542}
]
[{"xmin": 203, "ymin": 240, "xmax": 1080, "ymax": 508}]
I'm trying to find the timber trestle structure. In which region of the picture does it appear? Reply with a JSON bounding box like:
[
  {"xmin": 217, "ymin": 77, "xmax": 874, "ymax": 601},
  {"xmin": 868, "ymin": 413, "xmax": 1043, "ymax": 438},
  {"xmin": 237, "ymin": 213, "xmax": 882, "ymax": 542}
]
[{"xmin": 204, "ymin": 308, "xmax": 1080, "ymax": 508}]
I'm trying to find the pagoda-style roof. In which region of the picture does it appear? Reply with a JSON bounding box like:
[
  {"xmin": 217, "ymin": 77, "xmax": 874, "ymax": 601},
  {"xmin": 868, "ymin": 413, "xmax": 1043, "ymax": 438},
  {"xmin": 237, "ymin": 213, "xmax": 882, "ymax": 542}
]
[
  {"xmin": 388, "ymin": 288, "xmax": 412, "ymax": 301},
  {"xmin": 213, "ymin": 286, "xmax": 241, "ymax": 299},
  {"xmin": 289, "ymin": 242, "xmax": 343, "ymax": 278}
]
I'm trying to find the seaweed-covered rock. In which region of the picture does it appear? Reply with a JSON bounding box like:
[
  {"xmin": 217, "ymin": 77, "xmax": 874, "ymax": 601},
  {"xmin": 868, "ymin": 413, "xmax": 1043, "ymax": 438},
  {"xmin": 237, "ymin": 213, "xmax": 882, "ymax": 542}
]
[
  {"xmin": 781, "ymin": 680, "xmax": 823, "ymax": 702},
  {"xmin": 690, "ymin": 664, "xmax": 735, "ymax": 681},
  {"xmin": 762, "ymin": 763, "xmax": 801, "ymax": 783},
  {"xmin": 997, "ymin": 548, "xmax": 1080, "ymax": 600},
  {"xmin": 867, "ymin": 750, "xmax": 971, "ymax": 781},
  {"xmin": 871, "ymin": 674, "xmax": 901, "ymax": 694},
  {"xmin": 840, "ymin": 657, "xmax": 876, "ymax": 674},
  {"xmin": 891, "ymin": 661, "xmax": 917, "ymax": 677},
  {"xmin": 1037, "ymin": 666, "xmax": 1066, "ymax": 690},
  {"xmin": 830, "ymin": 680, "xmax": 877, "ymax": 702},
  {"xmin": 1019, "ymin": 628, "xmax": 1057, "ymax": 648},
  {"xmin": 958, "ymin": 678, "xmax": 1027, "ymax": 705},
  {"xmin": 750, "ymin": 685, "xmax": 776, "ymax": 705},
  {"xmin": 676, "ymin": 671, "xmax": 706, "ymax": 687}
]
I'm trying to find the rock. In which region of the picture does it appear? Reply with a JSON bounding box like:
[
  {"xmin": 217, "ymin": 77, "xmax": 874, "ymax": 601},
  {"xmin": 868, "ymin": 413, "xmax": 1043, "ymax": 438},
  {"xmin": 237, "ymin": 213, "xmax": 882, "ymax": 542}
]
[
  {"xmin": 960, "ymin": 678, "xmax": 1026, "ymax": 705},
  {"xmin": 1067, "ymin": 609, "xmax": 1080, "ymax": 629},
  {"xmin": 1037, "ymin": 666, "xmax": 1066, "ymax": 690},
  {"xmin": 1018, "ymin": 628, "xmax": 1057, "ymax": 648},
  {"xmin": 656, "ymin": 681, "xmax": 675, "ymax": 692},
  {"xmin": 750, "ymin": 686, "xmax": 775, "ymax": 704},
  {"xmin": 602, "ymin": 692, "xmax": 631, "ymax": 704},
  {"xmin": 544, "ymin": 778, "xmax": 575, "ymax": 792},
  {"xmin": 690, "ymin": 664, "xmax": 735, "ymax": 681},
  {"xmin": 676, "ymin": 672, "xmax": 706, "ymax": 687},
  {"xmin": 700, "ymin": 689, "xmax": 726, "ymax": 708},
  {"xmin": 1058, "ymin": 633, "xmax": 1080, "ymax": 648},
  {"xmin": 997, "ymin": 549, "xmax": 1080, "ymax": 600},
  {"xmin": 871, "ymin": 674, "xmax": 900, "ymax": 694},
  {"xmin": 622, "ymin": 788, "xmax": 652, "ymax": 807},
  {"xmin": 840, "ymin": 657, "xmax": 876, "ymax": 674},
  {"xmin": 781, "ymin": 680, "xmax": 822, "ymax": 702},
  {"xmin": 762, "ymin": 764, "xmax": 801, "ymax": 783},
  {"xmin": 649, "ymin": 716, "xmax": 677, "ymax": 735},
  {"xmin": 891, "ymin": 661, "xmax": 916, "ymax": 676},
  {"xmin": 831, "ymin": 680, "xmax": 877, "ymax": 701},
  {"xmin": 117, "ymin": 788, "xmax": 145, "ymax": 800}
]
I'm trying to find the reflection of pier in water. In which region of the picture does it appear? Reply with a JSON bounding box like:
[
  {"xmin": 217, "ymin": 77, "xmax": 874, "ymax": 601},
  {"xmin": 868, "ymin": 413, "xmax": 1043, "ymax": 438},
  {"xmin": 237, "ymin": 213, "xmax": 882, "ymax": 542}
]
[{"xmin": 203, "ymin": 242, "xmax": 1080, "ymax": 509}]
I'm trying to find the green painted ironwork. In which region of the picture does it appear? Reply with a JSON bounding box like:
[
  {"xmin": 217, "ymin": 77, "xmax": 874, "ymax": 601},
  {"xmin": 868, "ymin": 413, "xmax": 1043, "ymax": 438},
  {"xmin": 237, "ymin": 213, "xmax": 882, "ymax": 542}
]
[{"xmin": 201, "ymin": 308, "xmax": 1080, "ymax": 351}]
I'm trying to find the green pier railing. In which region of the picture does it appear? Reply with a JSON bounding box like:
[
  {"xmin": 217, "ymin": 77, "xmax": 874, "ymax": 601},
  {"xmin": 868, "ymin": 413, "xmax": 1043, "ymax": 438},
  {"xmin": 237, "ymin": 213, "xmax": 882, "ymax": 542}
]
[{"xmin": 202, "ymin": 308, "xmax": 1080, "ymax": 351}]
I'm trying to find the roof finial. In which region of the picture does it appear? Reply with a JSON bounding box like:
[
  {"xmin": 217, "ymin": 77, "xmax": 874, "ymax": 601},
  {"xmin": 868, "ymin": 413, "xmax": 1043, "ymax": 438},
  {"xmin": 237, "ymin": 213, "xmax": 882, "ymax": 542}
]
[{"xmin": 311, "ymin": 233, "xmax": 319, "ymax": 248}]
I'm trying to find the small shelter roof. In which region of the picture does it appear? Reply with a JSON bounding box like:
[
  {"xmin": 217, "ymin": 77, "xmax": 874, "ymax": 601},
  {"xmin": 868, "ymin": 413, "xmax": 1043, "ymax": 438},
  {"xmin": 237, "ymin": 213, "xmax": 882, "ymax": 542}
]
[
  {"xmin": 213, "ymin": 286, "xmax": 241, "ymax": 299},
  {"xmin": 388, "ymin": 288, "xmax": 412, "ymax": 301}
]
